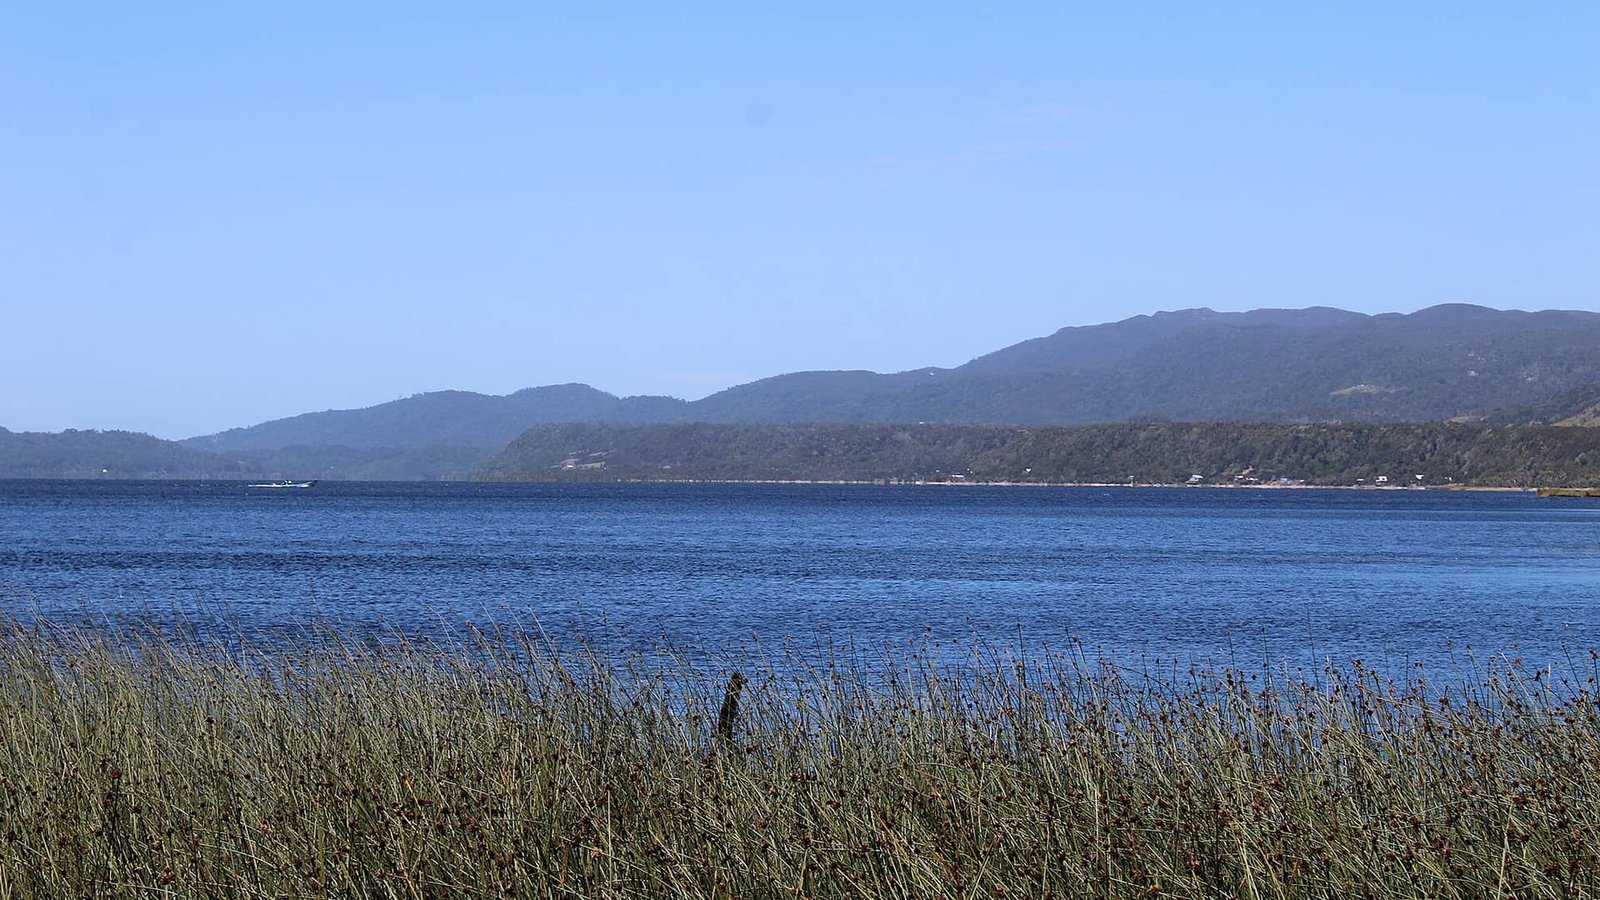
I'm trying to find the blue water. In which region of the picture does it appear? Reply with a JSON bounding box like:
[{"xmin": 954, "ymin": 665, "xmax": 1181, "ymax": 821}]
[{"xmin": 2, "ymin": 480, "xmax": 1598, "ymax": 671}]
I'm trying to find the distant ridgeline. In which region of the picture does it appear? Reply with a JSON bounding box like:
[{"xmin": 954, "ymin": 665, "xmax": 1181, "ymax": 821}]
[
  {"xmin": 180, "ymin": 305, "xmax": 1600, "ymax": 464},
  {"xmin": 476, "ymin": 422, "xmax": 1600, "ymax": 488},
  {"xmin": 15, "ymin": 304, "xmax": 1600, "ymax": 481},
  {"xmin": 0, "ymin": 427, "xmax": 258, "ymax": 480}
]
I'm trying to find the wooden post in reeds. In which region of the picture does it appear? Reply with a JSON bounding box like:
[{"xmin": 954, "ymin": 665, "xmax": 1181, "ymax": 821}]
[{"xmin": 715, "ymin": 671, "xmax": 747, "ymax": 746}]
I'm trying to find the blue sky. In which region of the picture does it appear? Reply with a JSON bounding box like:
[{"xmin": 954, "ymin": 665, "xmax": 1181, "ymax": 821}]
[{"xmin": 3, "ymin": 3, "xmax": 1596, "ymax": 438}]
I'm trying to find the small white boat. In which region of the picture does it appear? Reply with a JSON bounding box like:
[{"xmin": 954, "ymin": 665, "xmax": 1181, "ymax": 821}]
[{"xmin": 248, "ymin": 480, "xmax": 318, "ymax": 489}]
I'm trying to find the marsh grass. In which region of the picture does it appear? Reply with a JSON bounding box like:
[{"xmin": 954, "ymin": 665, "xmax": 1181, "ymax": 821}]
[{"xmin": 1, "ymin": 617, "xmax": 1598, "ymax": 898}]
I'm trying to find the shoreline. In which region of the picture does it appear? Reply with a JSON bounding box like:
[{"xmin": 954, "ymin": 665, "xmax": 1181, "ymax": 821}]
[
  {"xmin": 491, "ymin": 476, "xmax": 1542, "ymax": 492},
  {"xmin": 0, "ymin": 476, "xmax": 1559, "ymax": 493}
]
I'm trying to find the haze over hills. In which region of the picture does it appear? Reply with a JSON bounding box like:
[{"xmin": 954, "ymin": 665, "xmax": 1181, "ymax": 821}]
[
  {"xmin": 0, "ymin": 427, "xmax": 258, "ymax": 479},
  {"xmin": 170, "ymin": 384, "xmax": 689, "ymax": 480},
  {"xmin": 687, "ymin": 304, "xmax": 1600, "ymax": 425},
  {"xmin": 11, "ymin": 303, "xmax": 1600, "ymax": 480},
  {"xmin": 187, "ymin": 303, "xmax": 1600, "ymax": 443},
  {"xmin": 1485, "ymin": 383, "xmax": 1600, "ymax": 428},
  {"xmin": 186, "ymin": 384, "xmax": 687, "ymax": 454}
]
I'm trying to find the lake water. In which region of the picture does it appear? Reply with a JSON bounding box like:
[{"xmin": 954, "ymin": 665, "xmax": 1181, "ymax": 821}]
[{"xmin": 2, "ymin": 480, "xmax": 1598, "ymax": 673}]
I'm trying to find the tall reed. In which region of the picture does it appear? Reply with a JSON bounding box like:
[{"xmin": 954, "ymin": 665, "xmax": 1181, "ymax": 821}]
[{"xmin": 1, "ymin": 616, "xmax": 1597, "ymax": 898}]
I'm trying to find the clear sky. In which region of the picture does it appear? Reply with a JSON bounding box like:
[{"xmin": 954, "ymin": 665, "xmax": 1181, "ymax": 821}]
[{"xmin": 3, "ymin": 3, "xmax": 1596, "ymax": 438}]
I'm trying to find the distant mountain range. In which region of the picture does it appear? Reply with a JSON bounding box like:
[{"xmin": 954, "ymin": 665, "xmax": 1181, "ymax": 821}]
[
  {"xmin": 675, "ymin": 303, "xmax": 1600, "ymax": 425},
  {"xmin": 7, "ymin": 303, "xmax": 1600, "ymax": 480},
  {"xmin": 184, "ymin": 384, "xmax": 690, "ymax": 453}
]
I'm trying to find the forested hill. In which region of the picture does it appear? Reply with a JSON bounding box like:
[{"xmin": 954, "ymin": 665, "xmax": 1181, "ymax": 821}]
[
  {"xmin": 0, "ymin": 428, "xmax": 489, "ymax": 481},
  {"xmin": 184, "ymin": 305, "xmax": 1600, "ymax": 463},
  {"xmin": 12, "ymin": 419, "xmax": 1600, "ymax": 485},
  {"xmin": 477, "ymin": 422, "xmax": 1600, "ymax": 488},
  {"xmin": 0, "ymin": 428, "xmax": 257, "ymax": 479},
  {"xmin": 1486, "ymin": 383, "xmax": 1600, "ymax": 427},
  {"xmin": 184, "ymin": 384, "xmax": 689, "ymax": 454},
  {"xmin": 686, "ymin": 304, "xmax": 1600, "ymax": 425}
]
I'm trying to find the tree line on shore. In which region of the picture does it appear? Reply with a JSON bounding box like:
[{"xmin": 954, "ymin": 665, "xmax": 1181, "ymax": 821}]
[
  {"xmin": 479, "ymin": 421, "xmax": 1600, "ymax": 487},
  {"xmin": 8, "ymin": 419, "xmax": 1600, "ymax": 485}
]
